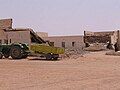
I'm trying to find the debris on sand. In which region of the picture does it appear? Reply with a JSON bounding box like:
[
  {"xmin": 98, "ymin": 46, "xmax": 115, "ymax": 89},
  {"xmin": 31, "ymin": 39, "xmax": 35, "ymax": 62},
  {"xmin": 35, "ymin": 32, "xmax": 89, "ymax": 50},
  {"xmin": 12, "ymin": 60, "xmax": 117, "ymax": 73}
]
[
  {"xmin": 84, "ymin": 43, "xmax": 106, "ymax": 51},
  {"xmin": 106, "ymin": 51, "xmax": 120, "ymax": 56},
  {"xmin": 61, "ymin": 48, "xmax": 86, "ymax": 59}
]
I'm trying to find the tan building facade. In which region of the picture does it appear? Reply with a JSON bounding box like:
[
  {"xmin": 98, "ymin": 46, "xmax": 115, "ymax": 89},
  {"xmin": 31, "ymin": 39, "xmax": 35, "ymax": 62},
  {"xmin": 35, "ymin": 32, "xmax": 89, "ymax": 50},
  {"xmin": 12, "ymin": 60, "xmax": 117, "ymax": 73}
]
[
  {"xmin": 0, "ymin": 29, "xmax": 7, "ymax": 44},
  {"xmin": 0, "ymin": 28, "xmax": 31, "ymax": 45},
  {"xmin": 0, "ymin": 19, "xmax": 12, "ymax": 44},
  {"xmin": 6, "ymin": 29, "xmax": 31, "ymax": 45},
  {"xmin": 43, "ymin": 36, "xmax": 85, "ymax": 49},
  {"xmin": 0, "ymin": 19, "xmax": 12, "ymax": 29},
  {"xmin": 0, "ymin": 19, "xmax": 45, "ymax": 45}
]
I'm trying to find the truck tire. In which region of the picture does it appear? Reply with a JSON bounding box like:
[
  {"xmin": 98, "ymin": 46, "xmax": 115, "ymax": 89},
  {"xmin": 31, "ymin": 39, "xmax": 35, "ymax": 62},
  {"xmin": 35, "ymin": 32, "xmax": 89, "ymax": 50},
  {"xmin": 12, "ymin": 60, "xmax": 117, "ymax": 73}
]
[
  {"xmin": 2, "ymin": 49, "xmax": 10, "ymax": 58},
  {"xmin": 53, "ymin": 54, "xmax": 59, "ymax": 60},
  {"xmin": 4, "ymin": 53, "xmax": 9, "ymax": 58},
  {"xmin": 10, "ymin": 46, "xmax": 23, "ymax": 59},
  {"xmin": 0, "ymin": 53, "xmax": 3, "ymax": 59},
  {"xmin": 22, "ymin": 54, "xmax": 28, "ymax": 59},
  {"xmin": 46, "ymin": 53, "xmax": 52, "ymax": 60},
  {"xmin": 53, "ymin": 57, "xmax": 58, "ymax": 60}
]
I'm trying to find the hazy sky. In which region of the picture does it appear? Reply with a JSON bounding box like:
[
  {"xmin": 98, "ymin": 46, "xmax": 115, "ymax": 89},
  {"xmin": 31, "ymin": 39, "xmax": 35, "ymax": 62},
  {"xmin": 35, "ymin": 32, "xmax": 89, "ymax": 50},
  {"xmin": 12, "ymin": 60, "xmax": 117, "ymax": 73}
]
[{"xmin": 0, "ymin": 0, "xmax": 120, "ymax": 36}]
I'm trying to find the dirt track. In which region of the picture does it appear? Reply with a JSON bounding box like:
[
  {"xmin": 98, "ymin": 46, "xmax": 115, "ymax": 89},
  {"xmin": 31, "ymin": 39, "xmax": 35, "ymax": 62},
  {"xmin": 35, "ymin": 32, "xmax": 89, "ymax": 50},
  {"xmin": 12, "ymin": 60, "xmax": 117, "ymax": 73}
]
[{"xmin": 0, "ymin": 51, "xmax": 120, "ymax": 90}]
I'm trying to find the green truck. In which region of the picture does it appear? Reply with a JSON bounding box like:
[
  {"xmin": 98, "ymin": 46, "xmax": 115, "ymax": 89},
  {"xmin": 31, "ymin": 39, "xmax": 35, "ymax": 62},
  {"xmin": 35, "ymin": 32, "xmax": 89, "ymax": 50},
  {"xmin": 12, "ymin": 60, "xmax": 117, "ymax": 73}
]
[
  {"xmin": 0, "ymin": 43, "xmax": 64, "ymax": 60},
  {"xmin": 0, "ymin": 43, "xmax": 29, "ymax": 59}
]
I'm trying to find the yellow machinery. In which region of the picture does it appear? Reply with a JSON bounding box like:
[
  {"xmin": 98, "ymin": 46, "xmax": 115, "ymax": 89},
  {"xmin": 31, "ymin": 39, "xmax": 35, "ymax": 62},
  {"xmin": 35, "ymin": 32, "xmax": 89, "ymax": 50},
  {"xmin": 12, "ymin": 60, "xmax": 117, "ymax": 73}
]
[{"xmin": 30, "ymin": 44, "xmax": 65, "ymax": 60}]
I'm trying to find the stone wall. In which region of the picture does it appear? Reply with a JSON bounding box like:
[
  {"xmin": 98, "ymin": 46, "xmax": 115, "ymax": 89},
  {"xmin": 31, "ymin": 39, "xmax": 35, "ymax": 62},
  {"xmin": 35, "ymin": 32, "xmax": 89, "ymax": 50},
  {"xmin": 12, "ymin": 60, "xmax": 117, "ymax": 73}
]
[
  {"xmin": 6, "ymin": 30, "xmax": 31, "ymax": 45},
  {"xmin": 84, "ymin": 31, "xmax": 117, "ymax": 44},
  {"xmin": 0, "ymin": 19, "xmax": 12, "ymax": 29},
  {"xmin": 84, "ymin": 31, "xmax": 94, "ymax": 36},
  {"xmin": 0, "ymin": 29, "xmax": 7, "ymax": 44},
  {"xmin": 43, "ymin": 36, "xmax": 85, "ymax": 49},
  {"xmin": 94, "ymin": 31, "xmax": 114, "ymax": 36}
]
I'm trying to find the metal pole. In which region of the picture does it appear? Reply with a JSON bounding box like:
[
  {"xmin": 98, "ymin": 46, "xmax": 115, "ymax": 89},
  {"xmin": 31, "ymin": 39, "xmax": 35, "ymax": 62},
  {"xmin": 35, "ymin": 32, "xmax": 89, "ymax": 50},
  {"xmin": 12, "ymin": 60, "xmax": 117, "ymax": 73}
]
[{"xmin": 117, "ymin": 30, "xmax": 120, "ymax": 50}]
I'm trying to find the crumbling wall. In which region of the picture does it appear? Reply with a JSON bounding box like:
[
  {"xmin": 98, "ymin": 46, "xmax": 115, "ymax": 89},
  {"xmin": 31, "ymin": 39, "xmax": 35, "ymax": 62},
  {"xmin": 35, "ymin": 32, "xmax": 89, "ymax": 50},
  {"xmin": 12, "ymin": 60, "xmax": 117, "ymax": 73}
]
[
  {"xmin": 94, "ymin": 31, "xmax": 114, "ymax": 36},
  {"xmin": 0, "ymin": 19, "xmax": 12, "ymax": 29},
  {"xmin": 117, "ymin": 30, "xmax": 120, "ymax": 50},
  {"xmin": 111, "ymin": 31, "xmax": 118, "ymax": 45},
  {"xmin": 84, "ymin": 31, "xmax": 116, "ymax": 44},
  {"xmin": 84, "ymin": 31, "xmax": 94, "ymax": 36},
  {"xmin": 84, "ymin": 36, "xmax": 111, "ymax": 43},
  {"xmin": 0, "ymin": 18, "xmax": 45, "ymax": 45}
]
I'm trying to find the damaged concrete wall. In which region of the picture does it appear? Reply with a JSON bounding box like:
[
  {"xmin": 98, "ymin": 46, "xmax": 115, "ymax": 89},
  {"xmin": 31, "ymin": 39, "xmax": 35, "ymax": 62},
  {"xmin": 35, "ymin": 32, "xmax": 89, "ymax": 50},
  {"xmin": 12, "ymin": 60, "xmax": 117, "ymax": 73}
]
[
  {"xmin": 84, "ymin": 36, "xmax": 111, "ymax": 43},
  {"xmin": 94, "ymin": 31, "xmax": 114, "ymax": 36},
  {"xmin": 84, "ymin": 31, "xmax": 117, "ymax": 44},
  {"xmin": 84, "ymin": 31, "xmax": 94, "ymax": 36},
  {"xmin": 117, "ymin": 30, "xmax": 120, "ymax": 50},
  {"xmin": 0, "ymin": 18, "xmax": 45, "ymax": 45},
  {"xmin": 111, "ymin": 31, "xmax": 118, "ymax": 45},
  {"xmin": 0, "ymin": 19, "xmax": 12, "ymax": 29}
]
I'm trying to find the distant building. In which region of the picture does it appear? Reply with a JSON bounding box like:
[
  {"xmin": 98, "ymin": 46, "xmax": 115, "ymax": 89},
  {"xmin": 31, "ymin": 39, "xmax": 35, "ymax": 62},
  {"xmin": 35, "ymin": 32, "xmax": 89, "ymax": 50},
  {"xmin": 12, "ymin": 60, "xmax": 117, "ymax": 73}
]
[{"xmin": 43, "ymin": 35, "xmax": 85, "ymax": 49}]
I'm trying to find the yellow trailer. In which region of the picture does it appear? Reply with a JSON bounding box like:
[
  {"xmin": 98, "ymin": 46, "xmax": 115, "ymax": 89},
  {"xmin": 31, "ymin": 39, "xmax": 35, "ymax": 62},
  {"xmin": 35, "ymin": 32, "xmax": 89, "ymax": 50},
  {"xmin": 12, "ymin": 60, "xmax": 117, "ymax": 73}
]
[{"xmin": 30, "ymin": 44, "xmax": 65, "ymax": 60}]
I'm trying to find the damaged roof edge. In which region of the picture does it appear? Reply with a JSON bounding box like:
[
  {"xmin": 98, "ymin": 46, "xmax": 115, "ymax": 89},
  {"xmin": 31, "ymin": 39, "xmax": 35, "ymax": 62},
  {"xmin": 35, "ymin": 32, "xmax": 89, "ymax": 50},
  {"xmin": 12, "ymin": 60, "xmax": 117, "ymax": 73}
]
[
  {"xmin": 29, "ymin": 29, "xmax": 46, "ymax": 43},
  {"xmin": 5, "ymin": 28, "xmax": 46, "ymax": 44},
  {"xmin": 0, "ymin": 18, "xmax": 46, "ymax": 44}
]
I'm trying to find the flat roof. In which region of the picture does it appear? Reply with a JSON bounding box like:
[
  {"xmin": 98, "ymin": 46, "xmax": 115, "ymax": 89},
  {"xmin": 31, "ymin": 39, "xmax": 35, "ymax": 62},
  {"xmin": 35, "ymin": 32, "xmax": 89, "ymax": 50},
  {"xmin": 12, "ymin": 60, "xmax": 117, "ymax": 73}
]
[{"xmin": 46, "ymin": 35, "xmax": 83, "ymax": 38}]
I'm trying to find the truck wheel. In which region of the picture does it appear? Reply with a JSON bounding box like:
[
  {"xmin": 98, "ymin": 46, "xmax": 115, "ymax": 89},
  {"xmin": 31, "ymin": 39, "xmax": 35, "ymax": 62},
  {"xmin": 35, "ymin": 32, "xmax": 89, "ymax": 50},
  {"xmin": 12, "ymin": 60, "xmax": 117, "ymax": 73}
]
[
  {"xmin": 0, "ymin": 53, "xmax": 3, "ymax": 59},
  {"xmin": 53, "ymin": 54, "xmax": 59, "ymax": 60},
  {"xmin": 53, "ymin": 57, "xmax": 58, "ymax": 60},
  {"xmin": 22, "ymin": 54, "xmax": 28, "ymax": 59},
  {"xmin": 10, "ymin": 46, "xmax": 22, "ymax": 59},
  {"xmin": 46, "ymin": 54, "xmax": 52, "ymax": 60},
  {"xmin": 4, "ymin": 53, "xmax": 9, "ymax": 58}
]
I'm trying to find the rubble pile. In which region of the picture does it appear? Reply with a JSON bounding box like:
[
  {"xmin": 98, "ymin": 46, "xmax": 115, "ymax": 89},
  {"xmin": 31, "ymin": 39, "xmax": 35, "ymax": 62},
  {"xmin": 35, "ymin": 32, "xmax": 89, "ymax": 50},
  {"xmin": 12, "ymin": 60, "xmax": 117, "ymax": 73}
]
[
  {"xmin": 106, "ymin": 51, "xmax": 120, "ymax": 56},
  {"xmin": 61, "ymin": 48, "xmax": 86, "ymax": 59},
  {"xmin": 84, "ymin": 43, "xmax": 106, "ymax": 51}
]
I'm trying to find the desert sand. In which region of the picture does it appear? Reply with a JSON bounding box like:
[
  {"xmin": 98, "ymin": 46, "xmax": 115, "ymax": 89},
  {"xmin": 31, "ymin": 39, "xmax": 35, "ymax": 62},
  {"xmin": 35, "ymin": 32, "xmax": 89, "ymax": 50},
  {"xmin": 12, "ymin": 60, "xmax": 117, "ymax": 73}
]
[{"xmin": 0, "ymin": 51, "xmax": 120, "ymax": 90}]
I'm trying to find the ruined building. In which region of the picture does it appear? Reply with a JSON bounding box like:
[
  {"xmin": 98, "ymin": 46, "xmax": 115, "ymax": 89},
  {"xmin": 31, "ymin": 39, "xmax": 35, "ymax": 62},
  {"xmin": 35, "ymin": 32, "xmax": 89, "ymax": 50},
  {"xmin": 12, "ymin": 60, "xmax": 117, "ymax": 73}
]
[
  {"xmin": 84, "ymin": 31, "xmax": 118, "ymax": 45},
  {"xmin": 0, "ymin": 19, "xmax": 45, "ymax": 45}
]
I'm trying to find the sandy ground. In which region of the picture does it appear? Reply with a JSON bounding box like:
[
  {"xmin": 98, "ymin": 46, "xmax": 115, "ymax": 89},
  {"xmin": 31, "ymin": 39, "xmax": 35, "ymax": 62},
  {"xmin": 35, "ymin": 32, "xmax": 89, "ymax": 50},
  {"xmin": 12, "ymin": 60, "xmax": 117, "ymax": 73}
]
[{"xmin": 0, "ymin": 51, "xmax": 120, "ymax": 90}]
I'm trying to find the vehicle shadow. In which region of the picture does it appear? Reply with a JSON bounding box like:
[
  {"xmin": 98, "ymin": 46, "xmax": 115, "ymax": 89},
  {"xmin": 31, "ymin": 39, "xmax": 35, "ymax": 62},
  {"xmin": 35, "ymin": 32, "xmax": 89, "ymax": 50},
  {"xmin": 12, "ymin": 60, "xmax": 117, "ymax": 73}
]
[{"xmin": 28, "ymin": 57, "xmax": 60, "ymax": 61}]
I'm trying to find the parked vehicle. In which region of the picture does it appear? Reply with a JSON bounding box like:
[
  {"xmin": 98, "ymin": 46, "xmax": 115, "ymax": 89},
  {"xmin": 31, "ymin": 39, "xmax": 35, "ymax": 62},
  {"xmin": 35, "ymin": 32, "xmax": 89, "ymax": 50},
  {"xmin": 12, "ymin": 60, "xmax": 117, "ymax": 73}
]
[
  {"xmin": 0, "ymin": 43, "xmax": 29, "ymax": 59},
  {"xmin": 0, "ymin": 43, "xmax": 65, "ymax": 60},
  {"xmin": 30, "ymin": 44, "xmax": 65, "ymax": 60}
]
